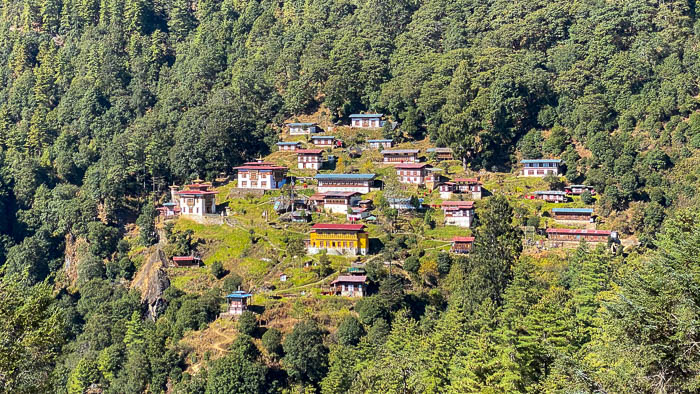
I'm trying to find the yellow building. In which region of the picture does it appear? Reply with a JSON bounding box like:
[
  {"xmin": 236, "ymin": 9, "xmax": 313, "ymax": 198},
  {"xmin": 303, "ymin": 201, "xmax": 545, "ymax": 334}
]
[{"xmin": 307, "ymin": 223, "xmax": 369, "ymax": 256}]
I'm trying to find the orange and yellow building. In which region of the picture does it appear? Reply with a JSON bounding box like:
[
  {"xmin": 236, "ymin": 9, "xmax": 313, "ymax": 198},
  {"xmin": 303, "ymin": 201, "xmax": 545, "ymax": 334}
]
[{"xmin": 307, "ymin": 223, "xmax": 369, "ymax": 256}]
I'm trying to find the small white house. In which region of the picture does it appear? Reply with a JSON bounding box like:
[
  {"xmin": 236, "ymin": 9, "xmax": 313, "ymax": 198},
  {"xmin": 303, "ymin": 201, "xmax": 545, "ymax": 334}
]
[
  {"xmin": 441, "ymin": 201, "xmax": 475, "ymax": 228},
  {"xmin": 520, "ymin": 159, "xmax": 562, "ymax": 177},
  {"xmin": 287, "ymin": 122, "xmax": 318, "ymax": 135},
  {"xmin": 234, "ymin": 162, "xmax": 288, "ymax": 190},
  {"xmin": 350, "ymin": 114, "xmax": 383, "ymax": 128}
]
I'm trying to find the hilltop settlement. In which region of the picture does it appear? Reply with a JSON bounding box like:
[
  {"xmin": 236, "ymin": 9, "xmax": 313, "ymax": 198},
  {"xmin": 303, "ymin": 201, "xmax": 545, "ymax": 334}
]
[{"xmin": 156, "ymin": 112, "xmax": 620, "ymax": 325}]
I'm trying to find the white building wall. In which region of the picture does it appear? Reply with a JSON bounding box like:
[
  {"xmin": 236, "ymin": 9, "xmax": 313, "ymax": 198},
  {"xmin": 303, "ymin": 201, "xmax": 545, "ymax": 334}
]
[
  {"xmin": 318, "ymin": 185, "xmax": 371, "ymax": 194},
  {"xmin": 308, "ymin": 246, "xmax": 367, "ymax": 256},
  {"xmin": 444, "ymin": 215, "xmax": 473, "ymax": 228}
]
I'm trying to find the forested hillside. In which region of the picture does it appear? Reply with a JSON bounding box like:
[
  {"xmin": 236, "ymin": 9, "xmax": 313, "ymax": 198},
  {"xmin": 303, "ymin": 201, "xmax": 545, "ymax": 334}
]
[{"xmin": 2, "ymin": 0, "xmax": 700, "ymax": 392}]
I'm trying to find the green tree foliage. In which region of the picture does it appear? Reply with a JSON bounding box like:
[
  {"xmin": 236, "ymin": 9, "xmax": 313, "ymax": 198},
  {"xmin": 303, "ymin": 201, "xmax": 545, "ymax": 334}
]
[
  {"xmin": 0, "ymin": 276, "xmax": 66, "ymax": 393},
  {"xmin": 335, "ymin": 315, "xmax": 365, "ymax": 347},
  {"xmin": 205, "ymin": 335, "xmax": 268, "ymax": 394},
  {"xmin": 458, "ymin": 195, "xmax": 522, "ymax": 307},
  {"xmin": 209, "ymin": 261, "xmax": 224, "ymax": 279},
  {"xmin": 261, "ymin": 328, "xmax": 283, "ymax": 358},
  {"xmin": 283, "ymin": 320, "xmax": 329, "ymax": 385},
  {"xmin": 136, "ymin": 202, "xmax": 157, "ymax": 246},
  {"xmin": 238, "ymin": 311, "xmax": 257, "ymax": 337}
]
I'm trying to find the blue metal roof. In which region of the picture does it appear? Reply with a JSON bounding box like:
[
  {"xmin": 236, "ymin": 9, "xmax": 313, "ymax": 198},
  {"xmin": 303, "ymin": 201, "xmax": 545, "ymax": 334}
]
[
  {"xmin": 552, "ymin": 208, "xmax": 593, "ymax": 213},
  {"xmin": 315, "ymin": 173, "xmax": 376, "ymax": 181},
  {"xmin": 163, "ymin": 202, "xmax": 177, "ymax": 206},
  {"xmin": 520, "ymin": 159, "xmax": 562, "ymax": 164},
  {"xmin": 349, "ymin": 113, "xmax": 383, "ymax": 118},
  {"xmin": 276, "ymin": 141, "xmax": 300, "ymax": 145},
  {"xmin": 287, "ymin": 122, "xmax": 316, "ymax": 126},
  {"xmin": 226, "ymin": 290, "xmax": 252, "ymax": 299},
  {"xmin": 311, "ymin": 135, "xmax": 335, "ymax": 139},
  {"xmin": 569, "ymin": 184, "xmax": 592, "ymax": 188},
  {"xmin": 535, "ymin": 190, "xmax": 567, "ymax": 195},
  {"xmin": 368, "ymin": 139, "xmax": 393, "ymax": 143}
]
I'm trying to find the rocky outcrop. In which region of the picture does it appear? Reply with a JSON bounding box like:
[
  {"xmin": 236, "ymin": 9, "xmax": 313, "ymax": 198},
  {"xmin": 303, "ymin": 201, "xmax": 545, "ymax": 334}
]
[
  {"xmin": 131, "ymin": 247, "xmax": 170, "ymax": 321},
  {"xmin": 63, "ymin": 233, "xmax": 88, "ymax": 288}
]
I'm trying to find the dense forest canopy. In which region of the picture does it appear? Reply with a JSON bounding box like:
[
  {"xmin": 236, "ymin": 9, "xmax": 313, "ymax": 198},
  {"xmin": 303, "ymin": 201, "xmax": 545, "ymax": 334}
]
[{"xmin": 2, "ymin": 0, "xmax": 700, "ymax": 392}]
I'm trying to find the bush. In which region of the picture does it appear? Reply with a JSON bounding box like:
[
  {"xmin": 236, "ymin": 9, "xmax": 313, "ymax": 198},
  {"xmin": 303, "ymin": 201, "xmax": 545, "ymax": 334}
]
[
  {"xmin": 262, "ymin": 328, "xmax": 283, "ymax": 357},
  {"xmin": 526, "ymin": 215, "xmax": 541, "ymax": 228},
  {"xmin": 283, "ymin": 320, "xmax": 329, "ymax": 384},
  {"xmin": 336, "ymin": 316, "xmax": 365, "ymax": 346},
  {"xmin": 436, "ymin": 252, "xmax": 452, "ymax": 275},
  {"xmin": 404, "ymin": 256, "xmax": 420, "ymax": 274},
  {"xmin": 356, "ymin": 296, "xmax": 388, "ymax": 326},
  {"xmin": 210, "ymin": 261, "xmax": 225, "ymax": 279},
  {"xmin": 238, "ymin": 311, "xmax": 257, "ymax": 336},
  {"xmin": 222, "ymin": 273, "xmax": 243, "ymax": 294},
  {"xmin": 581, "ymin": 190, "xmax": 593, "ymax": 205}
]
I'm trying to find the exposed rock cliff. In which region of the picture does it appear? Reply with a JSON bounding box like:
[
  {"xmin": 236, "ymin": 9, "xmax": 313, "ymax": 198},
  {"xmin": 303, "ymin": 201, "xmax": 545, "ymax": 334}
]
[{"xmin": 131, "ymin": 247, "xmax": 170, "ymax": 321}]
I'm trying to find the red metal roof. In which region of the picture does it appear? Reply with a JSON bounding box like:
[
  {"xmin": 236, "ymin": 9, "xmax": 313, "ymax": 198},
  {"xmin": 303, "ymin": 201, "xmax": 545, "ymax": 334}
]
[
  {"xmin": 546, "ymin": 228, "xmax": 611, "ymax": 235},
  {"xmin": 440, "ymin": 201, "xmax": 475, "ymax": 208},
  {"xmin": 173, "ymin": 256, "xmax": 196, "ymax": 261},
  {"xmin": 312, "ymin": 223, "xmax": 365, "ymax": 231},
  {"xmin": 175, "ymin": 190, "xmax": 217, "ymax": 195},
  {"xmin": 395, "ymin": 163, "xmax": 430, "ymax": 169},
  {"xmin": 452, "ymin": 236, "xmax": 475, "ymax": 243},
  {"xmin": 331, "ymin": 275, "xmax": 367, "ymax": 284},
  {"xmin": 297, "ymin": 149, "xmax": 323, "ymax": 154}
]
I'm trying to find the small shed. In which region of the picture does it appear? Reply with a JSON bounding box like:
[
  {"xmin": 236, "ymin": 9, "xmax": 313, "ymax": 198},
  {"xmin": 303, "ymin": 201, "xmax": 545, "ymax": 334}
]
[
  {"xmin": 225, "ymin": 291, "xmax": 253, "ymax": 315},
  {"xmin": 172, "ymin": 256, "xmax": 202, "ymax": 267}
]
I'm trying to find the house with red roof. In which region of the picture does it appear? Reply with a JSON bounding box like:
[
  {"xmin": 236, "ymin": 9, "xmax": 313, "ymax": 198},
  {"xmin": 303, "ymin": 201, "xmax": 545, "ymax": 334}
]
[
  {"xmin": 440, "ymin": 200, "xmax": 475, "ymax": 228},
  {"xmin": 297, "ymin": 149, "xmax": 323, "ymax": 170},
  {"xmin": 395, "ymin": 163, "xmax": 432, "ymax": 185},
  {"xmin": 170, "ymin": 183, "xmax": 217, "ymax": 216},
  {"xmin": 172, "ymin": 256, "xmax": 202, "ymax": 267},
  {"xmin": 307, "ymin": 223, "xmax": 369, "ymax": 256},
  {"xmin": 451, "ymin": 236, "xmax": 475, "ymax": 254},
  {"xmin": 234, "ymin": 161, "xmax": 288, "ymax": 190},
  {"xmin": 382, "ymin": 149, "xmax": 420, "ymax": 164},
  {"xmin": 330, "ymin": 275, "xmax": 367, "ymax": 297},
  {"xmin": 546, "ymin": 228, "xmax": 615, "ymax": 245}
]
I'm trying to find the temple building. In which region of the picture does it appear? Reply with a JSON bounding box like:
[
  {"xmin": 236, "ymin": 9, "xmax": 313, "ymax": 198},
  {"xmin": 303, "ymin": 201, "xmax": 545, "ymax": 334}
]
[
  {"xmin": 234, "ymin": 162, "xmax": 288, "ymax": 190},
  {"xmin": 315, "ymin": 173, "xmax": 376, "ymax": 194},
  {"xmin": 307, "ymin": 223, "xmax": 369, "ymax": 256},
  {"xmin": 171, "ymin": 183, "xmax": 217, "ymax": 216},
  {"xmin": 224, "ymin": 291, "xmax": 253, "ymax": 316}
]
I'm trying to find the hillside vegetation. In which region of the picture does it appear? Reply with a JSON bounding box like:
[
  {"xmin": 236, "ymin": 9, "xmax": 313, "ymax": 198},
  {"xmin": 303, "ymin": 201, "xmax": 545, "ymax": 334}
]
[{"xmin": 2, "ymin": 0, "xmax": 700, "ymax": 392}]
